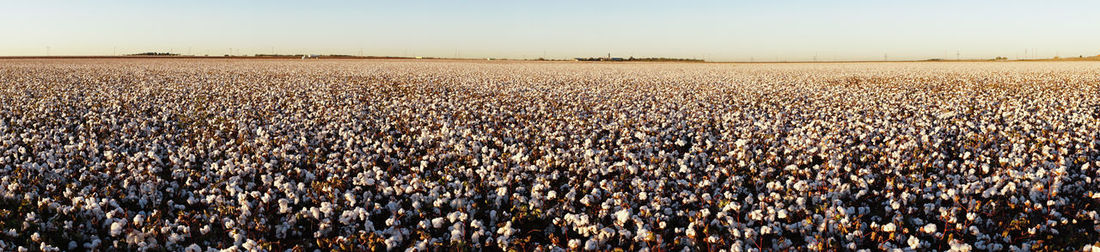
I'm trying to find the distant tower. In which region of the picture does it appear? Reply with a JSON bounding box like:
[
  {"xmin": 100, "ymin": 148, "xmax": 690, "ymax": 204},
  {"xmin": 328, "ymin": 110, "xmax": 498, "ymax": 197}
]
[{"xmin": 884, "ymin": 53, "xmax": 888, "ymax": 61}]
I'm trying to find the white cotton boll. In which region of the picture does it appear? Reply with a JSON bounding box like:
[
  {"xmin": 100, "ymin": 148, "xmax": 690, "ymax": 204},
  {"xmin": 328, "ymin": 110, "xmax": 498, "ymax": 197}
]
[
  {"xmin": 432, "ymin": 217, "xmax": 445, "ymax": 229},
  {"xmin": 320, "ymin": 202, "xmax": 334, "ymax": 216},
  {"xmin": 133, "ymin": 214, "xmax": 145, "ymax": 227},
  {"xmin": 110, "ymin": 222, "xmax": 124, "ymax": 237},
  {"xmin": 584, "ymin": 239, "xmax": 598, "ymax": 251},
  {"xmin": 947, "ymin": 239, "xmax": 972, "ymax": 252},
  {"xmin": 749, "ymin": 209, "xmax": 764, "ymax": 221},
  {"xmin": 242, "ymin": 239, "xmax": 259, "ymax": 251},
  {"xmin": 882, "ymin": 223, "xmax": 896, "ymax": 232},
  {"xmin": 412, "ymin": 240, "xmax": 428, "ymax": 251},
  {"xmin": 636, "ymin": 228, "xmax": 653, "ymax": 242},
  {"xmin": 310, "ymin": 207, "xmax": 322, "ymax": 220},
  {"xmin": 497, "ymin": 221, "xmax": 516, "ymax": 238},
  {"xmin": 344, "ymin": 192, "xmax": 357, "ymax": 205},
  {"xmin": 615, "ymin": 209, "xmax": 631, "ymax": 225},
  {"xmin": 907, "ymin": 236, "xmax": 921, "ymax": 249},
  {"xmin": 449, "ymin": 224, "xmax": 465, "ymax": 242},
  {"xmin": 922, "ymin": 223, "xmax": 936, "ymax": 234},
  {"xmin": 278, "ymin": 199, "xmax": 291, "ymax": 214},
  {"xmin": 385, "ymin": 236, "xmax": 400, "ymax": 250},
  {"xmin": 447, "ymin": 212, "xmax": 463, "ymax": 223},
  {"xmin": 339, "ymin": 210, "xmax": 358, "ymax": 225},
  {"xmin": 569, "ymin": 239, "xmax": 581, "ymax": 249}
]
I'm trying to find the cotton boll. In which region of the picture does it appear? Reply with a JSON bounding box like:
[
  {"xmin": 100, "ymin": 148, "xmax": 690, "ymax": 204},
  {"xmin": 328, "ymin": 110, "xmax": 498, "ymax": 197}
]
[
  {"xmin": 615, "ymin": 209, "xmax": 631, "ymax": 226},
  {"xmin": 584, "ymin": 239, "xmax": 598, "ymax": 251},
  {"xmin": 908, "ymin": 236, "xmax": 921, "ymax": 249},
  {"xmin": 432, "ymin": 217, "xmax": 445, "ymax": 229},
  {"xmin": 133, "ymin": 214, "xmax": 145, "ymax": 227},
  {"xmin": 569, "ymin": 239, "xmax": 582, "ymax": 249},
  {"xmin": 110, "ymin": 222, "xmax": 124, "ymax": 237},
  {"xmin": 922, "ymin": 223, "xmax": 936, "ymax": 234},
  {"xmin": 882, "ymin": 223, "xmax": 896, "ymax": 232}
]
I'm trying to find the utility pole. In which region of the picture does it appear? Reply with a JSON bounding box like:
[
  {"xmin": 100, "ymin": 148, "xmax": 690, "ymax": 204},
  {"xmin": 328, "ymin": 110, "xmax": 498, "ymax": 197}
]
[
  {"xmin": 884, "ymin": 53, "xmax": 888, "ymax": 62},
  {"xmin": 956, "ymin": 50, "xmax": 960, "ymax": 61}
]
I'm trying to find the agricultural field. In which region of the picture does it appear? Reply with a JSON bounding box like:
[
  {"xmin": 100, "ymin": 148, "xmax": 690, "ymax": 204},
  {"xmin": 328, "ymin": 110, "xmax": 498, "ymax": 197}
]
[{"xmin": 1, "ymin": 59, "xmax": 1099, "ymax": 251}]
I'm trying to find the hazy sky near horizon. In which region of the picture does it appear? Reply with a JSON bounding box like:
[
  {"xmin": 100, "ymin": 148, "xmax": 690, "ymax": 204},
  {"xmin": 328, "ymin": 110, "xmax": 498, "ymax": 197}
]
[{"xmin": 2, "ymin": 0, "xmax": 1097, "ymax": 61}]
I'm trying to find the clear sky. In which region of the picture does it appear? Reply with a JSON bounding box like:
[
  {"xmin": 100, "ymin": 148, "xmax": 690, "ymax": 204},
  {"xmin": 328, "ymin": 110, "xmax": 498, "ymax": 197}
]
[{"xmin": 2, "ymin": 0, "xmax": 1097, "ymax": 61}]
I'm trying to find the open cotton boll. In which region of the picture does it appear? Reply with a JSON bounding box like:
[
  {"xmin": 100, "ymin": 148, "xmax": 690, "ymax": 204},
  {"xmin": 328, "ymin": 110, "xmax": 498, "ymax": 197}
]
[
  {"xmin": 908, "ymin": 236, "xmax": 921, "ymax": 249},
  {"xmin": 569, "ymin": 239, "xmax": 582, "ymax": 249},
  {"xmin": 109, "ymin": 222, "xmax": 124, "ymax": 237},
  {"xmin": 584, "ymin": 239, "xmax": 598, "ymax": 251},
  {"xmin": 922, "ymin": 223, "xmax": 937, "ymax": 234},
  {"xmin": 882, "ymin": 223, "xmax": 896, "ymax": 232},
  {"xmin": 432, "ymin": 217, "xmax": 445, "ymax": 229},
  {"xmin": 615, "ymin": 209, "xmax": 631, "ymax": 225}
]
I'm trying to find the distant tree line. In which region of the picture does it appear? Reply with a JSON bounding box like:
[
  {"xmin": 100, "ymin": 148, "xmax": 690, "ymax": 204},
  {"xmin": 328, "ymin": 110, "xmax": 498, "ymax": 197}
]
[
  {"xmin": 130, "ymin": 52, "xmax": 179, "ymax": 56},
  {"xmin": 573, "ymin": 57, "xmax": 704, "ymax": 62}
]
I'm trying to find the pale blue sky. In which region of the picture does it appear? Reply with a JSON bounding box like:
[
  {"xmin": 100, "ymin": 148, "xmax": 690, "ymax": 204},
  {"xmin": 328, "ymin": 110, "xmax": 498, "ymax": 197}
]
[{"xmin": 2, "ymin": 0, "xmax": 1097, "ymax": 61}]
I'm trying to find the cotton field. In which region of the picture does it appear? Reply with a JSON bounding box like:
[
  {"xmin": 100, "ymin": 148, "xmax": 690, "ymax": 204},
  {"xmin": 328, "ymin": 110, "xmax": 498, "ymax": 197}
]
[{"xmin": 2, "ymin": 59, "xmax": 1100, "ymax": 251}]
